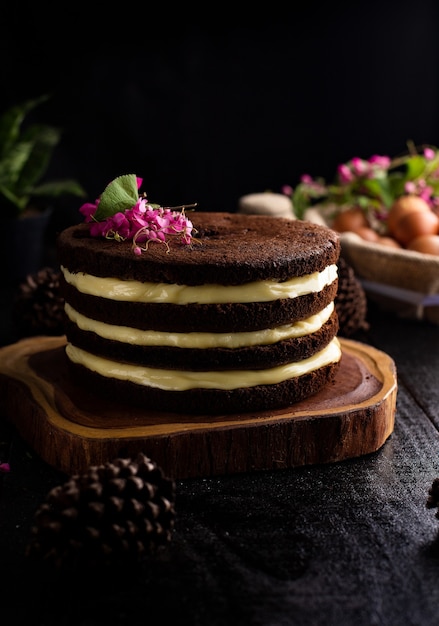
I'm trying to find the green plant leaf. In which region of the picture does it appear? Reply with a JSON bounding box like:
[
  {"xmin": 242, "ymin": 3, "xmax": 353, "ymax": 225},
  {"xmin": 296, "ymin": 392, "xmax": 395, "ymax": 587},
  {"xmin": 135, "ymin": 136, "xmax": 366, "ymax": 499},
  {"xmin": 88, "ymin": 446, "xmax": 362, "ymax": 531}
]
[
  {"xmin": 387, "ymin": 172, "xmax": 406, "ymax": 199},
  {"xmin": 17, "ymin": 125, "xmax": 61, "ymax": 192},
  {"xmin": 31, "ymin": 180, "xmax": 87, "ymax": 199},
  {"xmin": 0, "ymin": 94, "xmax": 86, "ymax": 215},
  {"xmin": 94, "ymin": 174, "xmax": 140, "ymax": 221},
  {"xmin": 0, "ymin": 183, "xmax": 28, "ymax": 211},
  {"xmin": 403, "ymin": 155, "xmax": 426, "ymax": 180},
  {"xmin": 0, "ymin": 95, "xmax": 50, "ymax": 161},
  {"xmin": 0, "ymin": 140, "xmax": 34, "ymax": 188},
  {"xmin": 360, "ymin": 178, "xmax": 394, "ymax": 208},
  {"xmin": 292, "ymin": 179, "xmax": 327, "ymax": 219}
]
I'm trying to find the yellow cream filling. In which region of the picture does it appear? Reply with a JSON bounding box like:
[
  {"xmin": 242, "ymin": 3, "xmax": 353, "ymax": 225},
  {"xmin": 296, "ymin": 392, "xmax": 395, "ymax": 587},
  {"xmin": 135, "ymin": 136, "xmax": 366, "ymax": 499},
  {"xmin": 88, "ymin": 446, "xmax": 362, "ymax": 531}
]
[
  {"xmin": 64, "ymin": 301, "xmax": 334, "ymax": 348},
  {"xmin": 61, "ymin": 265, "xmax": 338, "ymax": 304},
  {"xmin": 65, "ymin": 337, "xmax": 341, "ymax": 391}
]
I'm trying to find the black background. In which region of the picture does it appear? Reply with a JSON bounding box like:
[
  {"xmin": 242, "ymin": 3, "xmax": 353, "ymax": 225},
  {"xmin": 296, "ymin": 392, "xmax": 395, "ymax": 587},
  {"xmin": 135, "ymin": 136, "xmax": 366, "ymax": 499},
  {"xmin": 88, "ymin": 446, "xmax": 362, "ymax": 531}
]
[{"xmin": 2, "ymin": 1, "xmax": 439, "ymax": 231}]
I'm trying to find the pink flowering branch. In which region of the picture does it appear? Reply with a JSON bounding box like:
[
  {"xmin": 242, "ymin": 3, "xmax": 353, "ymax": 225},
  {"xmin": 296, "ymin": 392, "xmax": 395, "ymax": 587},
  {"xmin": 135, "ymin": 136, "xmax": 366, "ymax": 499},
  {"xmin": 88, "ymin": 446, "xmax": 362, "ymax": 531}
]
[{"xmin": 286, "ymin": 143, "xmax": 439, "ymax": 221}]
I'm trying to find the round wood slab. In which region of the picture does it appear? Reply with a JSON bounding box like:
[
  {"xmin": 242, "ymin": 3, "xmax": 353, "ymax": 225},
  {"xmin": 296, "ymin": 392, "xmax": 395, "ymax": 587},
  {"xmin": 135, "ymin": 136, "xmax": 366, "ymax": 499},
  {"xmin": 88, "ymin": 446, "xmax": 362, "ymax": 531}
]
[{"xmin": 0, "ymin": 336, "xmax": 397, "ymax": 479}]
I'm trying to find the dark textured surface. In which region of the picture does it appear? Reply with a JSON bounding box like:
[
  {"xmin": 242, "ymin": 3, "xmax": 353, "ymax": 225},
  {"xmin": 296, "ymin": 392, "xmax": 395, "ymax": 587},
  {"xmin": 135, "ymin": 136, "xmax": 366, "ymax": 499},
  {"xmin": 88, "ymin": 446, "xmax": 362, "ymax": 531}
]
[{"xmin": 2, "ymin": 290, "xmax": 439, "ymax": 625}]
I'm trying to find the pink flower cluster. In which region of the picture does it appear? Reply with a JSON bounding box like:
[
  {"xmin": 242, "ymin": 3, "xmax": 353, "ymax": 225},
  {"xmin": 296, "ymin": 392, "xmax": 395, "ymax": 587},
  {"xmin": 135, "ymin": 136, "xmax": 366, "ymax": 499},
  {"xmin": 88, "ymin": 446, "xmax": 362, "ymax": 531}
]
[
  {"xmin": 285, "ymin": 144, "xmax": 439, "ymax": 221},
  {"xmin": 337, "ymin": 155, "xmax": 391, "ymax": 184},
  {"xmin": 79, "ymin": 180, "xmax": 195, "ymax": 255},
  {"xmin": 403, "ymin": 148, "xmax": 439, "ymax": 204}
]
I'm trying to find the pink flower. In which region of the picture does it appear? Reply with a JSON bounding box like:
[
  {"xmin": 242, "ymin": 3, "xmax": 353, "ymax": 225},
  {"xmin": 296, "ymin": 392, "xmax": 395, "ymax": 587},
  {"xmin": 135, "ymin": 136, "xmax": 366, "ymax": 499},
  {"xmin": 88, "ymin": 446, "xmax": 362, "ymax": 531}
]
[
  {"xmin": 424, "ymin": 148, "xmax": 435, "ymax": 160},
  {"xmin": 404, "ymin": 179, "xmax": 435, "ymax": 206},
  {"xmin": 337, "ymin": 163, "xmax": 354, "ymax": 184},
  {"xmin": 89, "ymin": 221, "xmax": 108, "ymax": 237},
  {"xmin": 0, "ymin": 462, "xmax": 10, "ymax": 473},
  {"xmin": 350, "ymin": 157, "xmax": 369, "ymax": 177},
  {"xmin": 79, "ymin": 200, "xmax": 100, "ymax": 222},
  {"xmin": 420, "ymin": 185, "xmax": 434, "ymax": 203},
  {"xmin": 110, "ymin": 212, "xmax": 132, "ymax": 239},
  {"xmin": 368, "ymin": 155, "xmax": 391, "ymax": 169},
  {"xmin": 300, "ymin": 175, "xmax": 313, "ymax": 184},
  {"xmin": 131, "ymin": 206, "xmax": 195, "ymax": 252}
]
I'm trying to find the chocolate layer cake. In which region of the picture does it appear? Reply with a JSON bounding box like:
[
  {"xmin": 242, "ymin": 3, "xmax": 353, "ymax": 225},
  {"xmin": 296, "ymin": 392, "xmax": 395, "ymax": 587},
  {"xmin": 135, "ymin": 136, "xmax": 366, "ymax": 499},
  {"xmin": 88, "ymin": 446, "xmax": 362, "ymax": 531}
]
[{"xmin": 57, "ymin": 211, "xmax": 341, "ymax": 414}]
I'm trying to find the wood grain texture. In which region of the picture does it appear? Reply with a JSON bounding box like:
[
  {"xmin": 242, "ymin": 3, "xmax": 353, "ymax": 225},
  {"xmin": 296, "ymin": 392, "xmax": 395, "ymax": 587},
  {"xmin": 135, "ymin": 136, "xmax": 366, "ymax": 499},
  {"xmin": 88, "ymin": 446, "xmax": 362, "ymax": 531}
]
[{"xmin": 0, "ymin": 336, "xmax": 397, "ymax": 478}]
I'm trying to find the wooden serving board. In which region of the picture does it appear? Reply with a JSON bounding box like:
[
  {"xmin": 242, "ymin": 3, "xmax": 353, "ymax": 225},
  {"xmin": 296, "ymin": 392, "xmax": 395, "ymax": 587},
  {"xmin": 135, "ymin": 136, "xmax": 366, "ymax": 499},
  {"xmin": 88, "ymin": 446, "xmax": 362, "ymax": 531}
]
[{"xmin": 0, "ymin": 336, "xmax": 397, "ymax": 479}]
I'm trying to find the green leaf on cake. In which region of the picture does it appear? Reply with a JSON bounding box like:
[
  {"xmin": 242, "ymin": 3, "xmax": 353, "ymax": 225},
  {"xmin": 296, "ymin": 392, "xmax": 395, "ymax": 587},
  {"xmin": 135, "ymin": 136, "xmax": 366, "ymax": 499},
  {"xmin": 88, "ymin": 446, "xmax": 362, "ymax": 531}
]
[{"xmin": 94, "ymin": 174, "xmax": 139, "ymax": 221}]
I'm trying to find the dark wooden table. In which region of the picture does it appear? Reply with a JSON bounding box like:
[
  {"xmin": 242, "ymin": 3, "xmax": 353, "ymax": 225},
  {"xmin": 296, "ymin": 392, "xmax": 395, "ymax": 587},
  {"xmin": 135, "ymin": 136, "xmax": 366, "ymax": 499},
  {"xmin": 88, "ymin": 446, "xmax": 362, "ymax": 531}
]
[{"xmin": 1, "ymin": 286, "xmax": 439, "ymax": 626}]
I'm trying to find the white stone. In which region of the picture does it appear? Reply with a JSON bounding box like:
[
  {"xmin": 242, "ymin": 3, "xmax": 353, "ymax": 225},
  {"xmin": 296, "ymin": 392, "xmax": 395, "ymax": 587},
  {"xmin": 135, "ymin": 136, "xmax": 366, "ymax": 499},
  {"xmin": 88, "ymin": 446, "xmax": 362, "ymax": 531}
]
[{"xmin": 238, "ymin": 192, "xmax": 294, "ymax": 219}]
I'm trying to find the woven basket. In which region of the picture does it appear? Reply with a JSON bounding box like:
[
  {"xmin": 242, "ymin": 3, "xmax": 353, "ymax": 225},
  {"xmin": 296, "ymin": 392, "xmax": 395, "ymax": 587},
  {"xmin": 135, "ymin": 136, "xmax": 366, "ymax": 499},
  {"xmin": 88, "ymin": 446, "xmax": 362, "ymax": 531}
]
[{"xmin": 339, "ymin": 232, "xmax": 439, "ymax": 323}]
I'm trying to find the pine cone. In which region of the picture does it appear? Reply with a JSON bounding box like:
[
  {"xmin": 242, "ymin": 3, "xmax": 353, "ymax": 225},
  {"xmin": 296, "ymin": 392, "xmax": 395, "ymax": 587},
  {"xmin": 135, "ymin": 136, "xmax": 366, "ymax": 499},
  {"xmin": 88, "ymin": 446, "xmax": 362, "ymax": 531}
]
[
  {"xmin": 335, "ymin": 257, "xmax": 369, "ymax": 337},
  {"xmin": 26, "ymin": 453, "xmax": 176, "ymax": 569},
  {"xmin": 14, "ymin": 267, "xmax": 65, "ymax": 337}
]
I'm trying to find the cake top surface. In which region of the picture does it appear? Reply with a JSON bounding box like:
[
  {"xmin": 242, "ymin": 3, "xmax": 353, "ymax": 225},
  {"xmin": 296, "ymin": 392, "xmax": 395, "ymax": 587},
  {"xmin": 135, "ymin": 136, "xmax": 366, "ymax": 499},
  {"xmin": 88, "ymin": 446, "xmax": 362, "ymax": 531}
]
[
  {"xmin": 58, "ymin": 212, "xmax": 340, "ymax": 285},
  {"xmin": 57, "ymin": 175, "xmax": 340, "ymax": 285}
]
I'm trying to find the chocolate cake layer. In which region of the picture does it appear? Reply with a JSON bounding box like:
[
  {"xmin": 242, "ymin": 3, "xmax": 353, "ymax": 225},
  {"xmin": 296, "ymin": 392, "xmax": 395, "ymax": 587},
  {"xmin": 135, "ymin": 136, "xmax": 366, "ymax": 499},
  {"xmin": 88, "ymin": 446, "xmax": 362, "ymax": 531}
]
[
  {"xmin": 62, "ymin": 309, "xmax": 339, "ymax": 371},
  {"xmin": 66, "ymin": 359, "xmax": 341, "ymax": 415},
  {"xmin": 60, "ymin": 279, "xmax": 338, "ymax": 333},
  {"xmin": 57, "ymin": 212, "xmax": 340, "ymax": 285}
]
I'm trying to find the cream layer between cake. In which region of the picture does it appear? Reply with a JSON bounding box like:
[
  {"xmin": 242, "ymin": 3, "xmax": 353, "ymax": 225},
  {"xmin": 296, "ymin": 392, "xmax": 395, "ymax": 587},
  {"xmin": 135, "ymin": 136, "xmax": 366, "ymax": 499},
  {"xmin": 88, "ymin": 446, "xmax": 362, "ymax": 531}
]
[
  {"xmin": 60, "ymin": 264, "xmax": 338, "ymax": 304},
  {"xmin": 65, "ymin": 337, "xmax": 341, "ymax": 391},
  {"xmin": 64, "ymin": 301, "xmax": 335, "ymax": 349}
]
